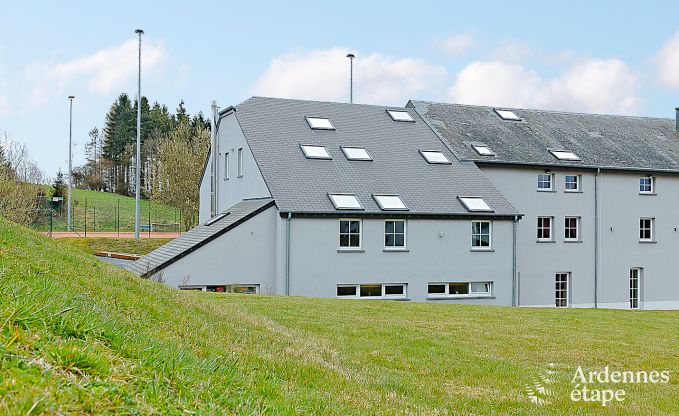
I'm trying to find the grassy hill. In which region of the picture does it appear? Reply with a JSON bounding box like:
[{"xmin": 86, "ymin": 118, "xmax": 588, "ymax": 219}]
[
  {"xmin": 56, "ymin": 237, "xmax": 172, "ymax": 256},
  {"xmin": 35, "ymin": 188, "xmax": 183, "ymax": 233},
  {"xmin": 1, "ymin": 218, "xmax": 678, "ymax": 414}
]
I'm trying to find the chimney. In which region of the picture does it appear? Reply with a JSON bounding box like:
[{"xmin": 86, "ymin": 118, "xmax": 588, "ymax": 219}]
[
  {"xmin": 675, "ymin": 107, "xmax": 679, "ymax": 131},
  {"xmin": 210, "ymin": 100, "xmax": 218, "ymax": 217}
]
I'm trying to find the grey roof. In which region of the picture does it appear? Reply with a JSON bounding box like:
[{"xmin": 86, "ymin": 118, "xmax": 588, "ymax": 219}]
[
  {"xmin": 409, "ymin": 100, "xmax": 679, "ymax": 173},
  {"xmin": 127, "ymin": 198, "xmax": 275, "ymax": 277},
  {"xmin": 233, "ymin": 97, "xmax": 517, "ymax": 216}
]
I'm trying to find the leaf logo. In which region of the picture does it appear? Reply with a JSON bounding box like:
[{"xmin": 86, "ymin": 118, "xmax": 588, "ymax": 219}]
[{"xmin": 525, "ymin": 363, "xmax": 556, "ymax": 406}]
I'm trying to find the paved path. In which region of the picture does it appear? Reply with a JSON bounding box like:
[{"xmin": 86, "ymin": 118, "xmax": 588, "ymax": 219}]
[{"xmin": 46, "ymin": 231, "xmax": 180, "ymax": 239}]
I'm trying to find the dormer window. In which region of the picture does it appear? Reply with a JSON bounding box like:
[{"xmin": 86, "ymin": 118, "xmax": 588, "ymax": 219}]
[
  {"xmin": 494, "ymin": 109, "xmax": 520, "ymax": 121},
  {"xmin": 549, "ymin": 150, "xmax": 581, "ymax": 161},
  {"xmin": 472, "ymin": 145, "xmax": 495, "ymax": 156},
  {"xmin": 306, "ymin": 117, "xmax": 335, "ymax": 130},
  {"xmin": 386, "ymin": 109, "xmax": 415, "ymax": 122}
]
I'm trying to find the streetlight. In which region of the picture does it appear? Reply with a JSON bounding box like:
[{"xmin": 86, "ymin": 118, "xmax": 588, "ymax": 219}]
[
  {"xmin": 67, "ymin": 95, "xmax": 74, "ymax": 231},
  {"xmin": 346, "ymin": 53, "xmax": 355, "ymax": 103},
  {"xmin": 134, "ymin": 29, "xmax": 144, "ymax": 240}
]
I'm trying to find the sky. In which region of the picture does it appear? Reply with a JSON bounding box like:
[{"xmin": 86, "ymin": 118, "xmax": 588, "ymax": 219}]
[{"xmin": 3, "ymin": 0, "xmax": 679, "ymax": 178}]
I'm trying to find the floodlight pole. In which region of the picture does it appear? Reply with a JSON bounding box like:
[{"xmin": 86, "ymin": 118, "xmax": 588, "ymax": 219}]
[
  {"xmin": 134, "ymin": 29, "xmax": 144, "ymax": 240},
  {"xmin": 67, "ymin": 96, "xmax": 74, "ymax": 231},
  {"xmin": 346, "ymin": 53, "xmax": 355, "ymax": 103}
]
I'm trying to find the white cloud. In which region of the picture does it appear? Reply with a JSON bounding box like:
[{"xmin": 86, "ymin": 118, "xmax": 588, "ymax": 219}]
[
  {"xmin": 448, "ymin": 59, "xmax": 640, "ymax": 114},
  {"xmin": 655, "ymin": 30, "xmax": 679, "ymax": 88},
  {"xmin": 250, "ymin": 48, "xmax": 447, "ymax": 105},
  {"xmin": 24, "ymin": 39, "xmax": 166, "ymax": 107},
  {"xmin": 438, "ymin": 34, "xmax": 473, "ymax": 56}
]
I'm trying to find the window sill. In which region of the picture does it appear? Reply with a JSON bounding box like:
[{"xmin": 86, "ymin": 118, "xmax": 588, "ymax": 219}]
[
  {"xmin": 564, "ymin": 190, "xmax": 582, "ymax": 193},
  {"xmin": 536, "ymin": 240, "xmax": 556, "ymax": 243},
  {"xmin": 337, "ymin": 249, "xmax": 365, "ymax": 253},
  {"xmin": 564, "ymin": 240, "xmax": 583, "ymax": 243},
  {"xmin": 470, "ymin": 248, "xmax": 494, "ymax": 252},
  {"xmin": 223, "ymin": 178, "xmax": 229, "ymax": 181},
  {"xmin": 639, "ymin": 192, "xmax": 657, "ymax": 196},
  {"xmin": 237, "ymin": 175, "xmax": 243, "ymax": 178},
  {"xmin": 638, "ymin": 240, "xmax": 657, "ymax": 244},
  {"xmin": 383, "ymin": 248, "xmax": 409, "ymax": 252},
  {"xmin": 537, "ymin": 189, "xmax": 556, "ymax": 193},
  {"xmin": 427, "ymin": 296, "xmax": 495, "ymax": 300}
]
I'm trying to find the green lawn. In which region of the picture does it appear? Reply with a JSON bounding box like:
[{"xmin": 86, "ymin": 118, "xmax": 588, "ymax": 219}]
[
  {"xmin": 35, "ymin": 188, "xmax": 184, "ymax": 233},
  {"xmin": 1, "ymin": 217, "xmax": 678, "ymax": 414},
  {"xmin": 56, "ymin": 238, "xmax": 173, "ymax": 256}
]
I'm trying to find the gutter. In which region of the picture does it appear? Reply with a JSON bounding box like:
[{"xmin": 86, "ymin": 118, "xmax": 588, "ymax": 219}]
[
  {"xmin": 512, "ymin": 215, "xmax": 519, "ymax": 306},
  {"xmin": 594, "ymin": 168, "xmax": 600, "ymax": 308},
  {"xmin": 285, "ymin": 212, "xmax": 292, "ymax": 296}
]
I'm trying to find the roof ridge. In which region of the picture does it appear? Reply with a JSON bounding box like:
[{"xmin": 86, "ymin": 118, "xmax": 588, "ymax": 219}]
[{"xmin": 239, "ymin": 96, "xmax": 410, "ymax": 110}]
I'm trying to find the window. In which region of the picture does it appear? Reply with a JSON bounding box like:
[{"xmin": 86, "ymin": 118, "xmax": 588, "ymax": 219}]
[
  {"xmin": 494, "ymin": 109, "xmax": 521, "ymax": 121},
  {"xmin": 337, "ymin": 283, "xmax": 407, "ymax": 299},
  {"xmin": 306, "ymin": 117, "xmax": 335, "ymax": 130},
  {"xmin": 420, "ymin": 150, "xmax": 451, "ymax": 164},
  {"xmin": 550, "ymin": 150, "xmax": 581, "ymax": 161},
  {"xmin": 386, "ymin": 109, "xmax": 415, "ymax": 122},
  {"xmin": 188, "ymin": 284, "xmax": 259, "ymax": 294},
  {"xmin": 555, "ymin": 273, "xmax": 569, "ymax": 307},
  {"xmin": 223, "ymin": 152, "xmax": 229, "ymax": 180},
  {"xmin": 459, "ymin": 197, "xmax": 493, "ymax": 212},
  {"xmin": 537, "ymin": 217, "xmax": 553, "ymax": 241},
  {"xmin": 639, "ymin": 218, "xmax": 654, "ymax": 241},
  {"xmin": 564, "ymin": 175, "xmax": 580, "ymax": 192},
  {"xmin": 639, "ymin": 176, "xmax": 654, "ymax": 194},
  {"xmin": 329, "ymin": 194, "xmax": 364, "ymax": 210},
  {"xmin": 564, "ymin": 217, "xmax": 579, "ymax": 241},
  {"xmin": 471, "ymin": 221, "xmax": 492, "ymax": 249},
  {"xmin": 472, "ymin": 144, "xmax": 495, "ymax": 156},
  {"xmin": 537, "ymin": 173, "xmax": 553, "ymax": 191},
  {"xmin": 204, "ymin": 212, "xmax": 229, "ymax": 226},
  {"xmin": 341, "ymin": 146, "xmax": 372, "ymax": 161},
  {"xmin": 373, "ymin": 194, "xmax": 408, "ymax": 211},
  {"xmin": 300, "ymin": 145, "xmax": 332, "ymax": 159},
  {"xmin": 384, "ymin": 220, "xmax": 406, "ymax": 249},
  {"xmin": 428, "ymin": 282, "xmax": 493, "ymax": 297},
  {"xmin": 339, "ymin": 219, "xmax": 361, "ymax": 249},
  {"xmin": 630, "ymin": 268, "xmax": 641, "ymax": 309},
  {"xmin": 237, "ymin": 148, "xmax": 243, "ymax": 177}
]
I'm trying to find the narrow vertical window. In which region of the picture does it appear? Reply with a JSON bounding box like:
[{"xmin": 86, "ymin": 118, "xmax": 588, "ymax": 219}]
[
  {"xmin": 537, "ymin": 217, "xmax": 553, "ymax": 241},
  {"xmin": 639, "ymin": 218, "xmax": 653, "ymax": 241},
  {"xmin": 339, "ymin": 220, "xmax": 361, "ymax": 249},
  {"xmin": 537, "ymin": 173, "xmax": 553, "ymax": 191},
  {"xmin": 224, "ymin": 152, "xmax": 229, "ymax": 180},
  {"xmin": 630, "ymin": 268, "xmax": 640, "ymax": 309},
  {"xmin": 471, "ymin": 221, "xmax": 492, "ymax": 249},
  {"xmin": 555, "ymin": 273, "xmax": 569, "ymax": 307},
  {"xmin": 384, "ymin": 220, "xmax": 406, "ymax": 249},
  {"xmin": 237, "ymin": 148, "xmax": 243, "ymax": 177},
  {"xmin": 564, "ymin": 217, "xmax": 579, "ymax": 241}
]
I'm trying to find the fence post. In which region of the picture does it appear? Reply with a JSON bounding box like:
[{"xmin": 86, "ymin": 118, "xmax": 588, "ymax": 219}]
[
  {"xmin": 93, "ymin": 206, "xmax": 96, "ymax": 232},
  {"xmin": 84, "ymin": 198, "xmax": 87, "ymax": 237},
  {"xmin": 148, "ymin": 200, "xmax": 151, "ymax": 239},
  {"xmin": 49, "ymin": 209, "xmax": 53, "ymax": 238},
  {"xmin": 117, "ymin": 199, "xmax": 120, "ymax": 238},
  {"xmin": 179, "ymin": 209, "xmax": 182, "ymax": 235}
]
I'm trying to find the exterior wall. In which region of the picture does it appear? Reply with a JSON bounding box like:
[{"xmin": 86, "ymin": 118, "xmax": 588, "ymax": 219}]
[
  {"xmin": 152, "ymin": 206, "xmax": 278, "ymax": 293},
  {"xmin": 287, "ymin": 216, "xmax": 515, "ymax": 304},
  {"xmin": 198, "ymin": 154, "xmax": 212, "ymax": 223}
]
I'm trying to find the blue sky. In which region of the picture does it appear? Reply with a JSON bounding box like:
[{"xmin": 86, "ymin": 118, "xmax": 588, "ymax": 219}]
[{"xmin": 3, "ymin": 0, "xmax": 679, "ymax": 177}]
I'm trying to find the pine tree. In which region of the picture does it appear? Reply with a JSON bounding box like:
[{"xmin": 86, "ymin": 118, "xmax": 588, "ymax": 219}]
[{"xmin": 51, "ymin": 169, "xmax": 66, "ymax": 198}]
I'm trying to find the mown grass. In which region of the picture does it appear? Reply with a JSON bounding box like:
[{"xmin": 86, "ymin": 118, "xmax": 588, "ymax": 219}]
[
  {"xmin": 35, "ymin": 188, "xmax": 182, "ymax": 232},
  {"xmin": 1, "ymin": 217, "xmax": 678, "ymax": 414},
  {"xmin": 56, "ymin": 238, "xmax": 172, "ymax": 256}
]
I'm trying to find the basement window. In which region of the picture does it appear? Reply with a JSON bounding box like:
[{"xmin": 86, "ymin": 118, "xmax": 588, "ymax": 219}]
[
  {"xmin": 306, "ymin": 117, "xmax": 335, "ymax": 130},
  {"xmin": 420, "ymin": 150, "xmax": 451, "ymax": 164},
  {"xmin": 373, "ymin": 194, "xmax": 408, "ymax": 211},
  {"xmin": 458, "ymin": 196, "xmax": 493, "ymax": 212},
  {"xmin": 428, "ymin": 282, "xmax": 492, "ymax": 298},
  {"xmin": 341, "ymin": 146, "xmax": 373, "ymax": 161},
  {"xmin": 300, "ymin": 145, "xmax": 332, "ymax": 159},
  {"xmin": 386, "ymin": 109, "xmax": 415, "ymax": 122},
  {"xmin": 329, "ymin": 193, "xmax": 364, "ymax": 210},
  {"xmin": 494, "ymin": 109, "xmax": 521, "ymax": 121},
  {"xmin": 204, "ymin": 212, "xmax": 229, "ymax": 226},
  {"xmin": 550, "ymin": 150, "xmax": 581, "ymax": 161},
  {"xmin": 337, "ymin": 283, "xmax": 407, "ymax": 299},
  {"xmin": 472, "ymin": 145, "xmax": 495, "ymax": 156}
]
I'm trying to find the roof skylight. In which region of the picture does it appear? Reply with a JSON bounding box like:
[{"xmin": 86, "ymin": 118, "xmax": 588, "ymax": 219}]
[
  {"xmin": 386, "ymin": 109, "xmax": 415, "ymax": 122},
  {"xmin": 549, "ymin": 150, "xmax": 581, "ymax": 161},
  {"xmin": 306, "ymin": 117, "xmax": 335, "ymax": 130},
  {"xmin": 373, "ymin": 194, "xmax": 408, "ymax": 211},
  {"xmin": 341, "ymin": 146, "xmax": 372, "ymax": 161},
  {"xmin": 328, "ymin": 194, "xmax": 364, "ymax": 210},
  {"xmin": 204, "ymin": 212, "xmax": 229, "ymax": 226},
  {"xmin": 458, "ymin": 197, "xmax": 493, "ymax": 212},
  {"xmin": 300, "ymin": 145, "xmax": 332, "ymax": 160},
  {"xmin": 472, "ymin": 145, "xmax": 495, "ymax": 156},
  {"xmin": 420, "ymin": 150, "xmax": 451, "ymax": 164},
  {"xmin": 494, "ymin": 109, "xmax": 521, "ymax": 121}
]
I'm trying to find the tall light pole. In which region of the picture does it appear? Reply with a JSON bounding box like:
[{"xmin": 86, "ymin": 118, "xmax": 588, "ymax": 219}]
[
  {"xmin": 346, "ymin": 53, "xmax": 355, "ymax": 103},
  {"xmin": 67, "ymin": 96, "xmax": 74, "ymax": 231},
  {"xmin": 134, "ymin": 29, "xmax": 144, "ymax": 240}
]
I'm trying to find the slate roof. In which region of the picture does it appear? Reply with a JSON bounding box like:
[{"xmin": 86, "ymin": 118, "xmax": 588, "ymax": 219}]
[
  {"xmin": 127, "ymin": 198, "xmax": 275, "ymax": 277},
  {"xmin": 233, "ymin": 97, "xmax": 518, "ymax": 216},
  {"xmin": 409, "ymin": 100, "xmax": 679, "ymax": 173}
]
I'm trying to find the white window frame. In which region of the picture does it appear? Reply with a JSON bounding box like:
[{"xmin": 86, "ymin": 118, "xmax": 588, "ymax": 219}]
[
  {"xmin": 306, "ymin": 116, "xmax": 335, "ymax": 130},
  {"xmin": 237, "ymin": 148, "xmax": 243, "ymax": 177},
  {"xmin": 419, "ymin": 150, "xmax": 452, "ymax": 164},
  {"xmin": 537, "ymin": 216, "xmax": 553, "ymax": 241},
  {"xmin": 630, "ymin": 268, "xmax": 641, "ymax": 309},
  {"xmin": 555, "ymin": 273, "xmax": 569, "ymax": 308},
  {"xmin": 341, "ymin": 146, "xmax": 373, "ymax": 161},
  {"xmin": 639, "ymin": 217, "xmax": 654, "ymax": 242},
  {"xmin": 339, "ymin": 219, "xmax": 362, "ymax": 250},
  {"xmin": 494, "ymin": 109, "xmax": 521, "ymax": 121},
  {"xmin": 300, "ymin": 144, "xmax": 332, "ymax": 160},
  {"xmin": 639, "ymin": 176, "xmax": 654, "ymax": 195},
  {"xmin": 537, "ymin": 173, "xmax": 553, "ymax": 191},
  {"xmin": 386, "ymin": 109, "xmax": 415, "ymax": 122},
  {"xmin": 373, "ymin": 194, "xmax": 408, "ymax": 211},
  {"xmin": 336, "ymin": 283, "xmax": 407, "ymax": 299},
  {"xmin": 564, "ymin": 174, "xmax": 580, "ymax": 192},
  {"xmin": 427, "ymin": 282, "xmax": 493, "ymax": 298},
  {"xmin": 564, "ymin": 216, "xmax": 580, "ymax": 242},
  {"xmin": 384, "ymin": 219, "xmax": 407, "ymax": 250},
  {"xmin": 328, "ymin": 193, "xmax": 364, "ymax": 210},
  {"xmin": 549, "ymin": 150, "xmax": 581, "ymax": 161},
  {"xmin": 459, "ymin": 196, "xmax": 493, "ymax": 212},
  {"xmin": 471, "ymin": 220, "xmax": 492, "ymax": 250},
  {"xmin": 472, "ymin": 144, "xmax": 495, "ymax": 156},
  {"xmin": 224, "ymin": 152, "xmax": 229, "ymax": 180}
]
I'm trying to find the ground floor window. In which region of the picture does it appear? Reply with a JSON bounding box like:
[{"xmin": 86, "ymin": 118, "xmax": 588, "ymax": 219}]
[
  {"xmin": 555, "ymin": 273, "xmax": 569, "ymax": 307},
  {"xmin": 179, "ymin": 284, "xmax": 260, "ymax": 294},
  {"xmin": 630, "ymin": 268, "xmax": 641, "ymax": 309},
  {"xmin": 427, "ymin": 282, "xmax": 492, "ymax": 298},
  {"xmin": 336, "ymin": 283, "xmax": 406, "ymax": 299}
]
